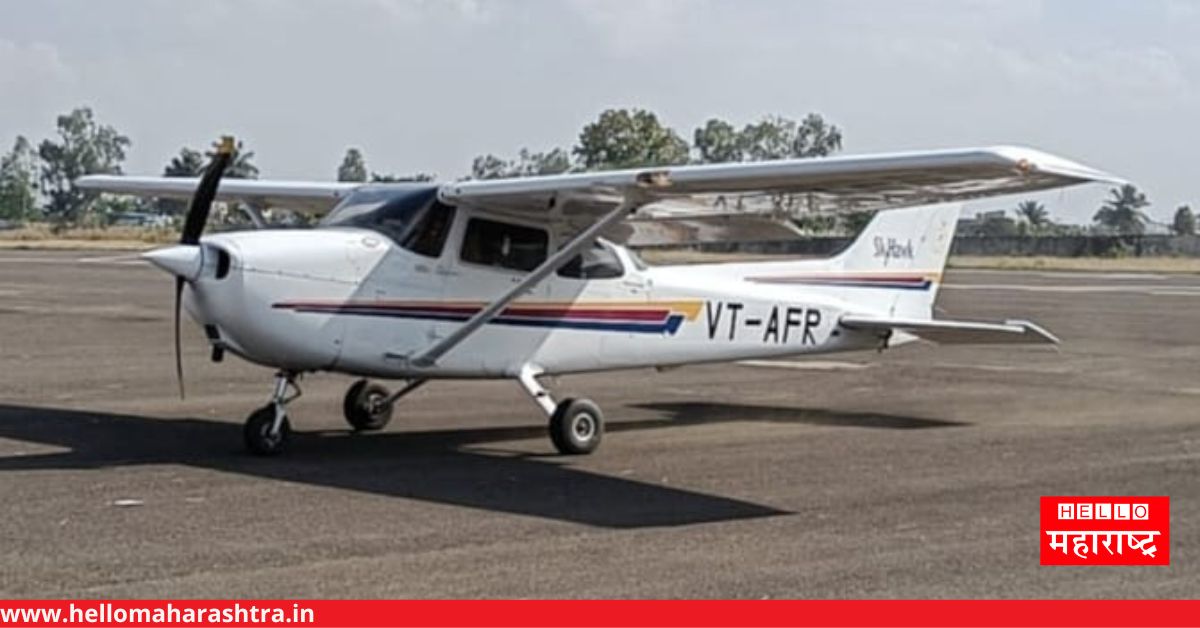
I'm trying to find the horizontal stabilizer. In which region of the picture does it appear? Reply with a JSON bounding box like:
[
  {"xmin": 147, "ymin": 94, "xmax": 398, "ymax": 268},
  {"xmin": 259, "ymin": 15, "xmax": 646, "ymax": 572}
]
[{"xmin": 840, "ymin": 315, "xmax": 1059, "ymax": 345}]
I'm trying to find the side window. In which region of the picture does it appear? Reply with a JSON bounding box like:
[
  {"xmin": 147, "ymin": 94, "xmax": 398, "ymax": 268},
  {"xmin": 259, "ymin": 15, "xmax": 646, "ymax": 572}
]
[
  {"xmin": 460, "ymin": 217, "xmax": 548, "ymax": 272},
  {"xmin": 557, "ymin": 241, "xmax": 624, "ymax": 279},
  {"xmin": 400, "ymin": 202, "xmax": 455, "ymax": 258}
]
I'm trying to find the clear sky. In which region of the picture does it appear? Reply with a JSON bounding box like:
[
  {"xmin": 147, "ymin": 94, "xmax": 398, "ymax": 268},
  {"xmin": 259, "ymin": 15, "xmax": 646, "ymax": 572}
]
[{"xmin": 2, "ymin": 0, "xmax": 1197, "ymax": 224}]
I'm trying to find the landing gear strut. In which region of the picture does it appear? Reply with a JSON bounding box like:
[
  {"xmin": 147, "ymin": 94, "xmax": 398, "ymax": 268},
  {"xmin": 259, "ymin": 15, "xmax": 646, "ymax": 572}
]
[
  {"xmin": 244, "ymin": 371, "xmax": 301, "ymax": 456},
  {"xmin": 518, "ymin": 366, "xmax": 604, "ymax": 455}
]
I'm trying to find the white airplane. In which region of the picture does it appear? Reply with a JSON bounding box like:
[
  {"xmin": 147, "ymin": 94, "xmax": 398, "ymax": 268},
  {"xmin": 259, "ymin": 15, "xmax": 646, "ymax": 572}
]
[{"xmin": 78, "ymin": 140, "xmax": 1118, "ymax": 456}]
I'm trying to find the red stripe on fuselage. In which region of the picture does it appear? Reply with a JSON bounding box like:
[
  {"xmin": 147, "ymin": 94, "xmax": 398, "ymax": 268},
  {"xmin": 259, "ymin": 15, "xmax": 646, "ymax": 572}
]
[{"xmin": 274, "ymin": 302, "xmax": 671, "ymax": 322}]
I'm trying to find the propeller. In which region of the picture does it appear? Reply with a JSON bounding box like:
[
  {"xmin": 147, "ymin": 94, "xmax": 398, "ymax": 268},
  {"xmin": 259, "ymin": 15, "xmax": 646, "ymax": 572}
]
[{"xmin": 173, "ymin": 136, "xmax": 235, "ymax": 398}]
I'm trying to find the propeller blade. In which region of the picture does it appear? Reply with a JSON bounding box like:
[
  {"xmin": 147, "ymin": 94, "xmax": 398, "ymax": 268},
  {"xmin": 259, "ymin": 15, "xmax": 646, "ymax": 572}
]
[
  {"xmin": 180, "ymin": 136, "xmax": 235, "ymax": 245},
  {"xmin": 174, "ymin": 276, "xmax": 185, "ymax": 399},
  {"xmin": 173, "ymin": 136, "xmax": 234, "ymax": 399}
]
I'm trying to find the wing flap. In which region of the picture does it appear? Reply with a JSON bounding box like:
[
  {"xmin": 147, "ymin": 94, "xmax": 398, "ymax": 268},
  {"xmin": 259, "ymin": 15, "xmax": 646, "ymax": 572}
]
[
  {"xmin": 75, "ymin": 175, "xmax": 360, "ymax": 214},
  {"xmin": 840, "ymin": 315, "xmax": 1059, "ymax": 345}
]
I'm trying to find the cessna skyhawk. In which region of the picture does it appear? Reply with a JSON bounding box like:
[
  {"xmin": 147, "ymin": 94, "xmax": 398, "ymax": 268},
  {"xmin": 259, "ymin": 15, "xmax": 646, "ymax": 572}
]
[{"xmin": 78, "ymin": 141, "xmax": 1117, "ymax": 455}]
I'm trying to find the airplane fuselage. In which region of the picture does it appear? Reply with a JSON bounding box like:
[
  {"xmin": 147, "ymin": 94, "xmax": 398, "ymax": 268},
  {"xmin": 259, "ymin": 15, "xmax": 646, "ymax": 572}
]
[{"xmin": 186, "ymin": 218, "xmax": 879, "ymax": 381}]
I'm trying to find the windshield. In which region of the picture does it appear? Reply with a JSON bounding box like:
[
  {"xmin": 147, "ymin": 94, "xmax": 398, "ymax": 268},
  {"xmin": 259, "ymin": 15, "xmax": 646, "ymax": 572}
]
[
  {"xmin": 321, "ymin": 185, "xmax": 455, "ymax": 258},
  {"xmin": 321, "ymin": 185, "xmax": 439, "ymax": 228}
]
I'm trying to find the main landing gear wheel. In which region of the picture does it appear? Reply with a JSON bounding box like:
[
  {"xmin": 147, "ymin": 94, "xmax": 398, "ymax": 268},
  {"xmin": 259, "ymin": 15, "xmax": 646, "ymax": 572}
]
[
  {"xmin": 549, "ymin": 398, "xmax": 604, "ymax": 455},
  {"xmin": 244, "ymin": 404, "xmax": 291, "ymax": 456},
  {"xmin": 343, "ymin": 379, "xmax": 393, "ymax": 432}
]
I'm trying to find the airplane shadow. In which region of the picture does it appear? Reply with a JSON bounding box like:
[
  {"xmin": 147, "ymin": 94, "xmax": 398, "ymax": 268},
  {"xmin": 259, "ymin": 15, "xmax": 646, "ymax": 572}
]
[
  {"xmin": 0, "ymin": 404, "xmax": 789, "ymax": 529},
  {"xmin": 632, "ymin": 402, "xmax": 968, "ymax": 430},
  {"xmin": 0, "ymin": 401, "xmax": 962, "ymax": 528}
]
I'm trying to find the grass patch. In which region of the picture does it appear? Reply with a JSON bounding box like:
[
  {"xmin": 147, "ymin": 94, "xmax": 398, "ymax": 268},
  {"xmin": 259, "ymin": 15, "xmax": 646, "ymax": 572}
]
[
  {"xmin": 0, "ymin": 224, "xmax": 176, "ymax": 250},
  {"xmin": 947, "ymin": 256, "xmax": 1200, "ymax": 274}
]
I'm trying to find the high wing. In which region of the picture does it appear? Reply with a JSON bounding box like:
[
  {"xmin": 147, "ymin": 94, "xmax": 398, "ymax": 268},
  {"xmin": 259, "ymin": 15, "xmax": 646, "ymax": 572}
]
[
  {"xmin": 439, "ymin": 145, "xmax": 1121, "ymax": 230},
  {"xmin": 75, "ymin": 176, "xmax": 360, "ymax": 214},
  {"xmin": 840, "ymin": 315, "xmax": 1060, "ymax": 345},
  {"xmin": 78, "ymin": 146, "xmax": 1118, "ymax": 223}
]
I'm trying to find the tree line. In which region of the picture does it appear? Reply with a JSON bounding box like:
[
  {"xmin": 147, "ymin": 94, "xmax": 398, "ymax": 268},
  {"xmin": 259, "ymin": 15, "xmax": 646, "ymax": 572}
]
[
  {"xmin": 1, "ymin": 105, "xmax": 1194, "ymax": 236},
  {"xmin": 959, "ymin": 187, "xmax": 1195, "ymax": 238},
  {"xmin": 333, "ymin": 109, "xmax": 842, "ymax": 181}
]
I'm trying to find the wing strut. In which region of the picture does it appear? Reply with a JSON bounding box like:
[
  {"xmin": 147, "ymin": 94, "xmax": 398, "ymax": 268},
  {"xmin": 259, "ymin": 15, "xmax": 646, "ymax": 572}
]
[{"xmin": 411, "ymin": 196, "xmax": 642, "ymax": 367}]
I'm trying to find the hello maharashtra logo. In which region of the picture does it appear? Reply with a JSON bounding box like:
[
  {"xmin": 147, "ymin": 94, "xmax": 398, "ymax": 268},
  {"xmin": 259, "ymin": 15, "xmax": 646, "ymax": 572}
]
[{"xmin": 1040, "ymin": 496, "xmax": 1169, "ymax": 566}]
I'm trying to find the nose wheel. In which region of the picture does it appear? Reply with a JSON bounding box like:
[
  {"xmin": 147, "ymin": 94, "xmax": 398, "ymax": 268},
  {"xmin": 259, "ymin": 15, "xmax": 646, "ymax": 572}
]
[
  {"xmin": 243, "ymin": 371, "xmax": 300, "ymax": 456},
  {"xmin": 244, "ymin": 404, "xmax": 291, "ymax": 455}
]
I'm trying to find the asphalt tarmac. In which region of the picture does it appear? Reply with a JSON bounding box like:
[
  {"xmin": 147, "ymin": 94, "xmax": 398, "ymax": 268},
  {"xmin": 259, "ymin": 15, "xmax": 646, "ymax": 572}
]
[{"xmin": 0, "ymin": 250, "xmax": 1196, "ymax": 598}]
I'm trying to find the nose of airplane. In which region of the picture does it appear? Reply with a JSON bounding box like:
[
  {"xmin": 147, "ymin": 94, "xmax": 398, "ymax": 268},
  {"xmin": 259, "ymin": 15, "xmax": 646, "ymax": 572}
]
[{"xmin": 142, "ymin": 244, "xmax": 203, "ymax": 281}]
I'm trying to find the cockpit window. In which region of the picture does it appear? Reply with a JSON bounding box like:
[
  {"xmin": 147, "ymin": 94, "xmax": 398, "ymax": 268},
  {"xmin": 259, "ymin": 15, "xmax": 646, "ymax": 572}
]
[
  {"xmin": 321, "ymin": 186, "xmax": 455, "ymax": 258},
  {"xmin": 460, "ymin": 217, "xmax": 548, "ymax": 272},
  {"xmin": 557, "ymin": 241, "xmax": 624, "ymax": 279},
  {"xmin": 402, "ymin": 204, "xmax": 455, "ymax": 257}
]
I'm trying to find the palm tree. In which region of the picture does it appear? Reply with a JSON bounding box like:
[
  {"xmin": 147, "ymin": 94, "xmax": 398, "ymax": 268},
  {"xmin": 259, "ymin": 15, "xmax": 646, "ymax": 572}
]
[
  {"xmin": 191, "ymin": 139, "xmax": 259, "ymax": 226},
  {"xmin": 157, "ymin": 148, "xmax": 206, "ymax": 215},
  {"xmin": 1094, "ymin": 184, "xmax": 1149, "ymax": 234},
  {"xmin": 1016, "ymin": 200, "xmax": 1050, "ymax": 232},
  {"xmin": 163, "ymin": 148, "xmax": 205, "ymax": 178},
  {"xmin": 1172, "ymin": 205, "xmax": 1196, "ymax": 236},
  {"xmin": 204, "ymin": 139, "xmax": 258, "ymax": 179}
]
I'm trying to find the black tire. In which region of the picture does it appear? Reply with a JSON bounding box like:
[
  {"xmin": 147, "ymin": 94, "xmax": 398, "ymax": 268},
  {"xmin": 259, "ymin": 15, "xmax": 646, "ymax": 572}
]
[
  {"xmin": 244, "ymin": 404, "xmax": 290, "ymax": 456},
  {"xmin": 549, "ymin": 398, "xmax": 604, "ymax": 455},
  {"xmin": 343, "ymin": 379, "xmax": 393, "ymax": 432}
]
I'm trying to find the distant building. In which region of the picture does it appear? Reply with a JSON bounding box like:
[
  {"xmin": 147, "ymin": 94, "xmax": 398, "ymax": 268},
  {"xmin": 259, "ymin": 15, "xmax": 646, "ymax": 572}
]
[
  {"xmin": 957, "ymin": 210, "xmax": 1017, "ymax": 237},
  {"xmin": 1142, "ymin": 221, "xmax": 1172, "ymax": 236},
  {"xmin": 110, "ymin": 212, "xmax": 173, "ymax": 228}
]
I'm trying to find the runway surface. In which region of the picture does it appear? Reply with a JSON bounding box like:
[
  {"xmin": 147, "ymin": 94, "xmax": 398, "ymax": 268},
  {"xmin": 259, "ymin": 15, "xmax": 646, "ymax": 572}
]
[{"xmin": 0, "ymin": 250, "xmax": 1197, "ymax": 598}]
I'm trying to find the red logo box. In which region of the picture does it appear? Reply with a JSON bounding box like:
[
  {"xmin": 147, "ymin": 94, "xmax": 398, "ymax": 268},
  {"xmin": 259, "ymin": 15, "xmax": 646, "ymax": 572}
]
[{"xmin": 1041, "ymin": 496, "xmax": 1169, "ymax": 565}]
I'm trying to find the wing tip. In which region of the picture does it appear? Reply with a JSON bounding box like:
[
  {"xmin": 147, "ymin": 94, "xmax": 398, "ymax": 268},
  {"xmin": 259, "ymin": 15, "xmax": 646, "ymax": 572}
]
[{"xmin": 987, "ymin": 145, "xmax": 1125, "ymax": 187}]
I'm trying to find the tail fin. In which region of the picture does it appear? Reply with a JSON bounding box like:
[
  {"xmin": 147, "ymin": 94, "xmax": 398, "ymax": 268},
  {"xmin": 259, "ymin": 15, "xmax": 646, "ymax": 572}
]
[
  {"xmin": 832, "ymin": 203, "xmax": 961, "ymax": 319},
  {"xmin": 738, "ymin": 202, "xmax": 960, "ymax": 319}
]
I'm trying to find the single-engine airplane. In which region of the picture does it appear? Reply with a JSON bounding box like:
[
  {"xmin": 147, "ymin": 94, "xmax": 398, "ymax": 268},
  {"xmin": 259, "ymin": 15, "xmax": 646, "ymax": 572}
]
[{"xmin": 78, "ymin": 140, "xmax": 1118, "ymax": 456}]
